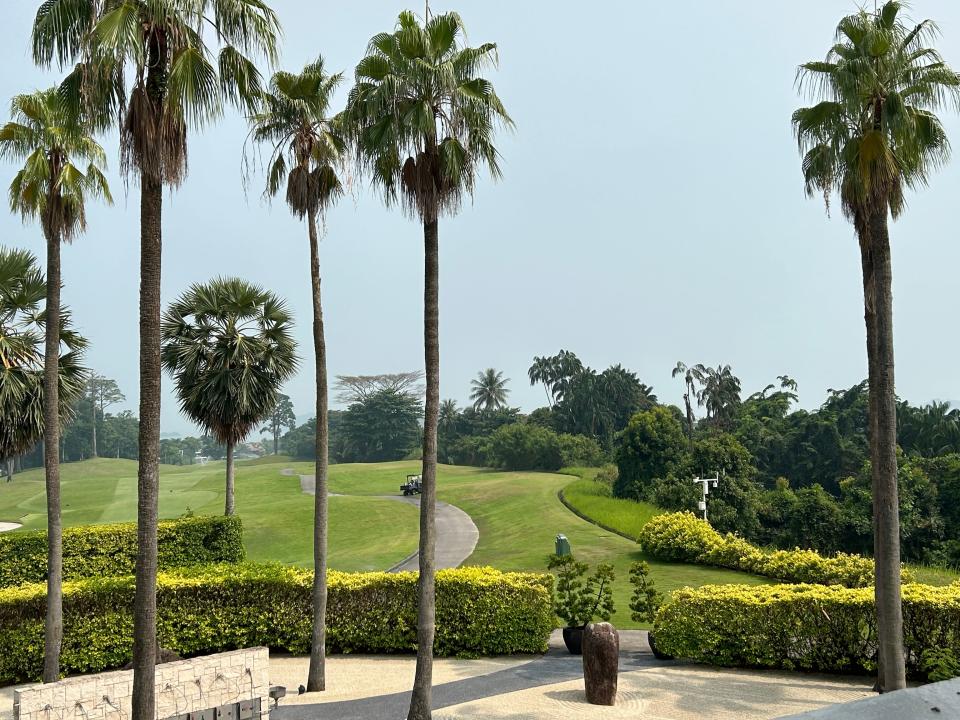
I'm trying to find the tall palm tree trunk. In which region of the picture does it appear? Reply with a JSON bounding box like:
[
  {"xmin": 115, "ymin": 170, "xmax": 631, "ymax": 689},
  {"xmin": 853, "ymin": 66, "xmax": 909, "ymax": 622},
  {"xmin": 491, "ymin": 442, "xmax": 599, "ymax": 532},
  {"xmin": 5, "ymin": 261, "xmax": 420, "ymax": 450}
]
[
  {"xmin": 864, "ymin": 206, "xmax": 906, "ymax": 692},
  {"xmin": 409, "ymin": 217, "xmax": 440, "ymax": 720},
  {"xmin": 132, "ymin": 173, "xmax": 162, "ymax": 720},
  {"xmin": 307, "ymin": 208, "xmax": 329, "ymax": 693},
  {"xmin": 224, "ymin": 442, "xmax": 235, "ymax": 515},
  {"xmin": 91, "ymin": 400, "xmax": 98, "ymax": 458},
  {"xmin": 42, "ymin": 230, "xmax": 62, "ymax": 683}
]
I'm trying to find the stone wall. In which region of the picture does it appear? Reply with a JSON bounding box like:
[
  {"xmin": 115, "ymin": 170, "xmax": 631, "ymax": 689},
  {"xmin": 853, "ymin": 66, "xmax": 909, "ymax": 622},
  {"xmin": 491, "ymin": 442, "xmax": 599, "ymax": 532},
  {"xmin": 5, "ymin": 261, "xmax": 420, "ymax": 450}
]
[{"xmin": 13, "ymin": 648, "xmax": 269, "ymax": 720}]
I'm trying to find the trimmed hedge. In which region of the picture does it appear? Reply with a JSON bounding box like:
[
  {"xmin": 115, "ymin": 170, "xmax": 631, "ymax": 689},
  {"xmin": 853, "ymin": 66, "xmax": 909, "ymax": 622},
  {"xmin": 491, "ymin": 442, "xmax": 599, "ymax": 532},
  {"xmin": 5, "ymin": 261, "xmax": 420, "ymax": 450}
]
[
  {"xmin": 653, "ymin": 582, "xmax": 960, "ymax": 679},
  {"xmin": 0, "ymin": 516, "xmax": 244, "ymax": 588},
  {"xmin": 0, "ymin": 564, "xmax": 554, "ymax": 682},
  {"xmin": 637, "ymin": 511, "xmax": 910, "ymax": 587}
]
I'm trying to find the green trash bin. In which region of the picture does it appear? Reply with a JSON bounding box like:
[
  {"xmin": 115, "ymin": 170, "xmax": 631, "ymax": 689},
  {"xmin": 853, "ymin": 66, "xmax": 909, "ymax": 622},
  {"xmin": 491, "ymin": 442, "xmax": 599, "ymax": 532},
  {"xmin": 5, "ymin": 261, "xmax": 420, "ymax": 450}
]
[{"xmin": 555, "ymin": 533, "xmax": 571, "ymax": 557}]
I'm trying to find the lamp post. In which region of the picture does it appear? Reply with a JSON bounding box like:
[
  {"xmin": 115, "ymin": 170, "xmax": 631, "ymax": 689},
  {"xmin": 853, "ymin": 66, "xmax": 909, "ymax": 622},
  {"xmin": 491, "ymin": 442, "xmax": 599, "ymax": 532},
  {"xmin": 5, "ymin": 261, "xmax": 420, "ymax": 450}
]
[{"xmin": 691, "ymin": 473, "xmax": 720, "ymax": 521}]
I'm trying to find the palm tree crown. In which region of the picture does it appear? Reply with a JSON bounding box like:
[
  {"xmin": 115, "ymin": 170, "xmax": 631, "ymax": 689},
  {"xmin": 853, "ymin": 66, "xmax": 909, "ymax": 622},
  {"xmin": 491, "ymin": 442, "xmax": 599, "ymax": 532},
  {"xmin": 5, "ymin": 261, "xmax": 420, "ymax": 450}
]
[
  {"xmin": 347, "ymin": 10, "xmax": 512, "ymax": 220},
  {"xmin": 0, "ymin": 88, "xmax": 112, "ymax": 242},
  {"xmin": 793, "ymin": 1, "xmax": 960, "ymax": 228},
  {"xmin": 161, "ymin": 277, "xmax": 297, "ymax": 447},
  {"xmin": 33, "ymin": 0, "xmax": 282, "ymax": 185},
  {"xmin": 247, "ymin": 56, "xmax": 346, "ymax": 219},
  {"xmin": 470, "ymin": 368, "xmax": 509, "ymax": 412},
  {"xmin": 0, "ymin": 247, "xmax": 86, "ymax": 463}
]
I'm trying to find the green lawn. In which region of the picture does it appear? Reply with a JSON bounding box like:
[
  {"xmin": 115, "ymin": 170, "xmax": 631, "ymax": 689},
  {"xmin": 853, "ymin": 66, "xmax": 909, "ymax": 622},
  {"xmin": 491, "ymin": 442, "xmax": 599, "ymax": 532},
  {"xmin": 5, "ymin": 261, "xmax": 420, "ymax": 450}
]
[
  {"xmin": 0, "ymin": 458, "xmax": 420, "ymax": 572},
  {"xmin": 0, "ymin": 457, "xmax": 770, "ymax": 627},
  {"xmin": 560, "ymin": 473, "xmax": 660, "ymax": 540}
]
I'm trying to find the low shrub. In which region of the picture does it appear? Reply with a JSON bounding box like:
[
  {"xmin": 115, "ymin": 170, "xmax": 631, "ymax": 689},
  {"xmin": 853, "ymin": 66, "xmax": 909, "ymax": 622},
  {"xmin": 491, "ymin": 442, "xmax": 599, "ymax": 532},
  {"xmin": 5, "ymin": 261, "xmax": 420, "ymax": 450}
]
[
  {"xmin": 0, "ymin": 564, "xmax": 555, "ymax": 682},
  {"xmin": 653, "ymin": 582, "xmax": 960, "ymax": 680},
  {"xmin": 0, "ymin": 515, "xmax": 244, "ymax": 588},
  {"xmin": 638, "ymin": 511, "xmax": 900, "ymax": 587}
]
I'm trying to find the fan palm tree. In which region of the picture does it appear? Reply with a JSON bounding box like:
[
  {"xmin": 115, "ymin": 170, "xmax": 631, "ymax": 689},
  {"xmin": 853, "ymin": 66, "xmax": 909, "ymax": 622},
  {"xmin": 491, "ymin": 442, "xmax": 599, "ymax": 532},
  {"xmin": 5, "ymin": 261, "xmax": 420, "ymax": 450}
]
[
  {"xmin": 793, "ymin": 0, "xmax": 960, "ymax": 691},
  {"xmin": 347, "ymin": 10, "xmax": 511, "ymax": 718},
  {"xmin": 0, "ymin": 87, "xmax": 110, "ymax": 681},
  {"xmin": 32, "ymin": 1, "xmax": 280, "ymax": 708},
  {"xmin": 161, "ymin": 278, "xmax": 296, "ymax": 515},
  {"xmin": 0, "ymin": 246, "xmax": 87, "ymax": 473},
  {"xmin": 246, "ymin": 56, "xmax": 344, "ymax": 693},
  {"xmin": 469, "ymin": 368, "xmax": 509, "ymax": 412}
]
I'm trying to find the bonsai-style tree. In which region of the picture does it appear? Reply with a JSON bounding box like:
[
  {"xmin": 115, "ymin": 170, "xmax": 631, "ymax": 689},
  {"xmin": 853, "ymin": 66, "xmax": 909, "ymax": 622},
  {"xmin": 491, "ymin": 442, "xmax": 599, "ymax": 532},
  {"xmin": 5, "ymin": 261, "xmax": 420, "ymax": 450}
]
[
  {"xmin": 246, "ymin": 56, "xmax": 345, "ymax": 692},
  {"xmin": 793, "ymin": 0, "xmax": 960, "ymax": 691},
  {"xmin": 161, "ymin": 278, "xmax": 297, "ymax": 515},
  {"xmin": 347, "ymin": 12, "xmax": 511, "ymax": 715},
  {"xmin": 628, "ymin": 561, "xmax": 663, "ymax": 624},
  {"xmin": 547, "ymin": 554, "xmax": 615, "ymax": 628},
  {"xmin": 0, "ymin": 86, "xmax": 109, "ymax": 681}
]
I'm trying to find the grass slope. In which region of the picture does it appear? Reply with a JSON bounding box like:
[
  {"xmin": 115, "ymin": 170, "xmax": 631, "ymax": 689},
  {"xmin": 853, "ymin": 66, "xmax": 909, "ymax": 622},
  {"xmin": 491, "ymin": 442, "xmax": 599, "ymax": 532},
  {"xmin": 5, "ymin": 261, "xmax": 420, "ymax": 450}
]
[
  {"xmin": 0, "ymin": 458, "xmax": 419, "ymax": 572},
  {"xmin": 1, "ymin": 457, "xmax": 770, "ymax": 627}
]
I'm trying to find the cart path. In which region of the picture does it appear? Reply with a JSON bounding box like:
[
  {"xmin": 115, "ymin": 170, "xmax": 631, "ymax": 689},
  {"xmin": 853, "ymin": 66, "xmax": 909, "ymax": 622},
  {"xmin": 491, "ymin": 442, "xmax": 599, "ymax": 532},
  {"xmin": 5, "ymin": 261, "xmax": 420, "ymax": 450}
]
[{"xmin": 284, "ymin": 469, "xmax": 479, "ymax": 573}]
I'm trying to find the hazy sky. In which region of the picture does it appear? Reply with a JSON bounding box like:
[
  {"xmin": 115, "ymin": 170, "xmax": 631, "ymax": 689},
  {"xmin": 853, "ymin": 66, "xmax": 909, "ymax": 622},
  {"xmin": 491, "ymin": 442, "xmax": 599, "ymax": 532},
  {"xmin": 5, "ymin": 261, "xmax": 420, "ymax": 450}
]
[{"xmin": 2, "ymin": 1, "xmax": 960, "ymax": 436}]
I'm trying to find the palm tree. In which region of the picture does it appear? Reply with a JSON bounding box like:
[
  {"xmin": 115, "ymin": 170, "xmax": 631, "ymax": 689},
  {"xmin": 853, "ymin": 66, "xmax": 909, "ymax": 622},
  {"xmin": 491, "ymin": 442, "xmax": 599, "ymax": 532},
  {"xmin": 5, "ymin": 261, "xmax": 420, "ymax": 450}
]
[
  {"xmin": 0, "ymin": 87, "xmax": 110, "ymax": 681},
  {"xmin": 32, "ymin": 1, "xmax": 280, "ymax": 709},
  {"xmin": 161, "ymin": 278, "xmax": 296, "ymax": 514},
  {"xmin": 527, "ymin": 356, "xmax": 555, "ymax": 406},
  {"xmin": 793, "ymin": 0, "xmax": 960, "ymax": 691},
  {"xmin": 696, "ymin": 364, "xmax": 741, "ymax": 428},
  {"xmin": 246, "ymin": 56, "xmax": 345, "ymax": 693},
  {"xmin": 0, "ymin": 246, "xmax": 87, "ymax": 478},
  {"xmin": 672, "ymin": 361, "xmax": 704, "ymax": 442},
  {"xmin": 347, "ymin": 11, "xmax": 511, "ymax": 718},
  {"xmin": 470, "ymin": 369, "xmax": 509, "ymax": 412}
]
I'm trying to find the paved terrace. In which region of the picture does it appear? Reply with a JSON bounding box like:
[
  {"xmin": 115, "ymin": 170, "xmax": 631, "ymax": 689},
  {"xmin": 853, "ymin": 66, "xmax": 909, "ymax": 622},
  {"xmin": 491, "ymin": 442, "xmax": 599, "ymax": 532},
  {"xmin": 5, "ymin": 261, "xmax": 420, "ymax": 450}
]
[{"xmin": 270, "ymin": 630, "xmax": 873, "ymax": 720}]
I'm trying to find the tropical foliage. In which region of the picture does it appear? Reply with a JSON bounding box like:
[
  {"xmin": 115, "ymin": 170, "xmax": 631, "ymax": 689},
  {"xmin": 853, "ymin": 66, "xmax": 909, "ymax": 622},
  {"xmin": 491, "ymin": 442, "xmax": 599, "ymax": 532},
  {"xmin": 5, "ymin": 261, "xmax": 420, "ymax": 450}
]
[{"xmin": 0, "ymin": 247, "xmax": 86, "ymax": 473}]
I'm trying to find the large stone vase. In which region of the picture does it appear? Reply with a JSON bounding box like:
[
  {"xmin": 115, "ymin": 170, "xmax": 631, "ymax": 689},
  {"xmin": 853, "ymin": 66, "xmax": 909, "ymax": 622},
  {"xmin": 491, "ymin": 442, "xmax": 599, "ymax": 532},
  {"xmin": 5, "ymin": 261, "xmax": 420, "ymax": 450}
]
[{"xmin": 582, "ymin": 622, "xmax": 619, "ymax": 706}]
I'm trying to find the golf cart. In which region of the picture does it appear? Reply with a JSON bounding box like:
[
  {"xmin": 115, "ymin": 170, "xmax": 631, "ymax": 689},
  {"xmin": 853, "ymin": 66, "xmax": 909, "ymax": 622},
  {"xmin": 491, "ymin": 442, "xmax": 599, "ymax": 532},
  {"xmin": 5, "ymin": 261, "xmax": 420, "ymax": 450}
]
[{"xmin": 401, "ymin": 474, "xmax": 422, "ymax": 496}]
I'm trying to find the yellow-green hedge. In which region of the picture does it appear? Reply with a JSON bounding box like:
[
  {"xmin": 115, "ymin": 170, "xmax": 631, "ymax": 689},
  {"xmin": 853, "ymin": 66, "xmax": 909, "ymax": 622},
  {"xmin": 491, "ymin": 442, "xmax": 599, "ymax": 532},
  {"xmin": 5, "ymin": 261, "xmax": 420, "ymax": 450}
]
[
  {"xmin": 0, "ymin": 516, "xmax": 244, "ymax": 588},
  {"xmin": 0, "ymin": 564, "xmax": 554, "ymax": 683},
  {"xmin": 638, "ymin": 511, "xmax": 903, "ymax": 587},
  {"xmin": 653, "ymin": 582, "xmax": 960, "ymax": 679}
]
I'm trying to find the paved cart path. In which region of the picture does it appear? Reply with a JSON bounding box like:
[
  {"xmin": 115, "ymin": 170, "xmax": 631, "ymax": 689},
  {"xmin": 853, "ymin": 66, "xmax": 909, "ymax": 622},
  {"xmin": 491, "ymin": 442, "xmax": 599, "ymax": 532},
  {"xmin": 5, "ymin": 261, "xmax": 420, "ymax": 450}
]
[{"xmin": 286, "ymin": 469, "xmax": 479, "ymax": 572}]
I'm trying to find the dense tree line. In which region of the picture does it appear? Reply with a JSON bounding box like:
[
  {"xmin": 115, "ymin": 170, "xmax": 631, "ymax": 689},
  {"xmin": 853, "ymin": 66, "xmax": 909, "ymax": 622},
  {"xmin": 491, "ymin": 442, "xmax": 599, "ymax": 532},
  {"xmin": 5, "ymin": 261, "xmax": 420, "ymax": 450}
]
[{"xmin": 613, "ymin": 367, "xmax": 960, "ymax": 566}]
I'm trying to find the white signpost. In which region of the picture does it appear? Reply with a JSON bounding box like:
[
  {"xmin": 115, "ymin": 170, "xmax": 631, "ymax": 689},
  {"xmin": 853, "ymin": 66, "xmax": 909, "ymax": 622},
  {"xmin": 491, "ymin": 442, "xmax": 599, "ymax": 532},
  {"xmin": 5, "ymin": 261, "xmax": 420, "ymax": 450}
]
[{"xmin": 692, "ymin": 473, "xmax": 720, "ymax": 521}]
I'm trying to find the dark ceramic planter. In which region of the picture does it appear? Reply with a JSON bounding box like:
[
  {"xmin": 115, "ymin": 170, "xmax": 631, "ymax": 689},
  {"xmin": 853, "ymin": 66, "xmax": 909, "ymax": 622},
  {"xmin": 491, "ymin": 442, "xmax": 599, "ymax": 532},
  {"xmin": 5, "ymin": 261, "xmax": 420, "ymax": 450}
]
[{"xmin": 562, "ymin": 625, "xmax": 585, "ymax": 654}]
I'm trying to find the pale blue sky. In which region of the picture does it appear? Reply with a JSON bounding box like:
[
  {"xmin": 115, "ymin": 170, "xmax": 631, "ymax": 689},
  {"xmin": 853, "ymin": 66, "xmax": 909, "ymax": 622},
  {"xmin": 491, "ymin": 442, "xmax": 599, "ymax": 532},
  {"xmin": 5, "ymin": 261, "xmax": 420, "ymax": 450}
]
[{"xmin": 2, "ymin": 1, "xmax": 960, "ymax": 436}]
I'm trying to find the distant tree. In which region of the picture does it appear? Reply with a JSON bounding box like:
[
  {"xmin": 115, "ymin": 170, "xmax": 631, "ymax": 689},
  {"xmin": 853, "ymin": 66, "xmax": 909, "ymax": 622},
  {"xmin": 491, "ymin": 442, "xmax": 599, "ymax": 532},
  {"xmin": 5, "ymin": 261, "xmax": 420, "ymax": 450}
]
[
  {"xmin": 262, "ymin": 394, "xmax": 296, "ymax": 455},
  {"xmin": 527, "ymin": 350, "xmax": 583, "ymax": 405},
  {"xmin": 470, "ymin": 368, "xmax": 510, "ymax": 412},
  {"xmin": 614, "ymin": 407, "xmax": 689, "ymax": 499},
  {"xmin": 696, "ymin": 365, "xmax": 741, "ymax": 428},
  {"xmin": 487, "ymin": 423, "xmax": 562, "ymax": 471},
  {"xmin": 100, "ymin": 410, "xmax": 139, "ymax": 460},
  {"xmin": 340, "ymin": 389, "xmax": 423, "ymax": 462},
  {"xmin": 86, "ymin": 374, "xmax": 125, "ymax": 458},
  {"xmin": 161, "ymin": 278, "xmax": 297, "ymax": 516},
  {"xmin": 334, "ymin": 371, "xmax": 425, "ymax": 404},
  {"xmin": 672, "ymin": 362, "xmax": 704, "ymax": 443}
]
